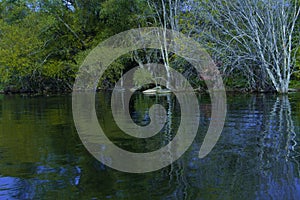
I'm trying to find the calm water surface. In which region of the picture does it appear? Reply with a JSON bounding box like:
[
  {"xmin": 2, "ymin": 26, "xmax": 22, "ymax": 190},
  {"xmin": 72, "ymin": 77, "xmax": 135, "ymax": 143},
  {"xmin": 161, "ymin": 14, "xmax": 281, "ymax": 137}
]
[{"xmin": 0, "ymin": 92, "xmax": 300, "ymax": 199}]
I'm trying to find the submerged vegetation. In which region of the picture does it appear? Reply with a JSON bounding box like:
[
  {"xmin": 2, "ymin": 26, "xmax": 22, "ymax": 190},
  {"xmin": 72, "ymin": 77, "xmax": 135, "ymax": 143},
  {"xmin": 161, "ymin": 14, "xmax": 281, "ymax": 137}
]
[{"xmin": 0, "ymin": 0, "xmax": 299, "ymax": 94}]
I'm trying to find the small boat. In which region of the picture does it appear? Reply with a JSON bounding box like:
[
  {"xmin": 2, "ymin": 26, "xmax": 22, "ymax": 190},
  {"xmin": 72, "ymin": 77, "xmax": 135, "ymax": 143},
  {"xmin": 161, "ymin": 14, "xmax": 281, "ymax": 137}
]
[
  {"xmin": 142, "ymin": 86, "xmax": 171, "ymax": 95},
  {"xmin": 142, "ymin": 89, "xmax": 157, "ymax": 94},
  {"xmin": 142, "ymin": 86, "xmax": 161, "ymax": 94}
]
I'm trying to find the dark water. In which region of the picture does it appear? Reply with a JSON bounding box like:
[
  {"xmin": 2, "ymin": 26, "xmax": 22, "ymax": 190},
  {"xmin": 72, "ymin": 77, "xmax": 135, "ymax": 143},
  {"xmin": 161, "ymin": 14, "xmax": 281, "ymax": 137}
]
[{"xmin": 0, "ymin": 92, "xmax": 300, "ymax": 199}]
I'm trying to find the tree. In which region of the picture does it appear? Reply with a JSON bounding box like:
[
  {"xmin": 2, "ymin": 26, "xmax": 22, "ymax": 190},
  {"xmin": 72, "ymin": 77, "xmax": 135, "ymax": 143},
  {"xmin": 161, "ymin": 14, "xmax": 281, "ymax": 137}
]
[
  {"xmin": 138, "ymin": 0, "xmax": 206, "ymax": 90},
  {"xmin": 0, "ymin": 0, "xmax": 91, "ymax": 92},
  {"xmin": 188, "ymin": 0, "xmax": 300, "ymax": 93},
  {"xmin": 133, "ymin": 0, "xmax": 181, "ymax": 89}
]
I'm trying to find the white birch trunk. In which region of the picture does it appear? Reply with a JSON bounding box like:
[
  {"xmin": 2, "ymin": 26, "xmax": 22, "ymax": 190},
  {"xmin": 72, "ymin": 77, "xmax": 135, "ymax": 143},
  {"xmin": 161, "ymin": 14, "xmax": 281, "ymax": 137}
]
[{"xmin": 189, "ymin": 0, "xmax": 300, "ymax": 93}]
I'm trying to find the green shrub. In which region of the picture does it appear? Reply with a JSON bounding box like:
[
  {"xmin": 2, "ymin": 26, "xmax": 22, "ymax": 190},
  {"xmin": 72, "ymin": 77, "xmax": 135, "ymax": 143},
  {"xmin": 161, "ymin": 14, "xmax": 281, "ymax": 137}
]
[{"xmin": 133, "ymin": 68, "xmax": 154, "ymax": 88}]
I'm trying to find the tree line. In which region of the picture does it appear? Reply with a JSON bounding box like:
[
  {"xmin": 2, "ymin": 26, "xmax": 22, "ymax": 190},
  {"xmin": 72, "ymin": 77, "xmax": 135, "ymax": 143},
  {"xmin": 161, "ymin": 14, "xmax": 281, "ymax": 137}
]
[{"xmin": 0, "ymin": 0, "xmax": 299, "ymax": 94}]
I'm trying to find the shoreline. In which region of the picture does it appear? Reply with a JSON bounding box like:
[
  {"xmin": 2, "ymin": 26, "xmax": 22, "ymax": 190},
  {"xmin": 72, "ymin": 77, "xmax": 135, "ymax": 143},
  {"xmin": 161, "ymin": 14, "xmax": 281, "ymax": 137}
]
[{"xmin": 1, "ymin": 87, "xmax": 300, "ymax": 96}]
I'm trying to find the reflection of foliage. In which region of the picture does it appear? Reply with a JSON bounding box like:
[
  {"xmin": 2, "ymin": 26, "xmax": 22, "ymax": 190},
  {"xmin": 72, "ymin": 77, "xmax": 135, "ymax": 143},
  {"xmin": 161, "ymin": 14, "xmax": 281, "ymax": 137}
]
[
  {"xmin": 133, "ymin": 68, "xmax": 154, "ymax": 87},
  {"xmin": 0, "ymin": 95, "xmax": 72, "ymax": 166},
  {"xmin": 132, "ymin": 94, "xmax": 153, "ymax": 124}
]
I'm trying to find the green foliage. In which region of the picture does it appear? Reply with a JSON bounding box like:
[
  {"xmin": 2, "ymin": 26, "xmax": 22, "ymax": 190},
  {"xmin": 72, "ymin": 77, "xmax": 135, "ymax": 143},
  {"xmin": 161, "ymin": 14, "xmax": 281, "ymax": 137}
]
[
  {"xmin": 291, "ymin": 43, "xmax": 300, "ymax": 89},
  {"xmin": 101, "ymin": 0, "xmax": 141, "ymax": 32},
  {"xmin": 295, "ymin": 48, "xmax": 300, "ymax": 80},
  {"xmin": 99, "ymin": 60, "xmax": 125, "ymax": 88},
  {"xmin": 224, "ymin": 74, "xmax": 251, "ymax": 91},
  {"xmin": 0, "ymin": 0, "xmax": 299, "ymax": 93},
  {"xmin": 0, "ymin": 0, "xmax": 150, "ymax": 93},
  {"xmin": 0, "ymin": 8, "xmax": 79, "ymax": 92},
  {"xmin": 0, "ymin": 13, "xmax": 44, "ymax": 86},
  {"xmin": 133, "ymin": 68, "xmax": 154, "ymax": 87}
]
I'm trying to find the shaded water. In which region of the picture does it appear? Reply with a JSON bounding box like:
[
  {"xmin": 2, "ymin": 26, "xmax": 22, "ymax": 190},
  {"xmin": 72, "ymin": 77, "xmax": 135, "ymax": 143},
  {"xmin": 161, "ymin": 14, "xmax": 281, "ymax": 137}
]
[{"xmin": 0, "ymin": 92, "xmax": 300, "ymax": 199}]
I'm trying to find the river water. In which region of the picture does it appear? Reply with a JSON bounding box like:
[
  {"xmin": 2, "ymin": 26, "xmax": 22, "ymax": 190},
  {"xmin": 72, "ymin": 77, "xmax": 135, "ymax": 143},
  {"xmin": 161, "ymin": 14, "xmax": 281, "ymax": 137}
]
[{"xmin": 0, "ymin": 92, "xmax": 299, "ymax": 199}]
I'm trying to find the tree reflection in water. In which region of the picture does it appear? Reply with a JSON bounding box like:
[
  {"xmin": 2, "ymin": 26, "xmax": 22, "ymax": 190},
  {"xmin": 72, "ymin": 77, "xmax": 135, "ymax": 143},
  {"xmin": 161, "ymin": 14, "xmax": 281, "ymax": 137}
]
[{"xmin": 0, "ymin": 93, "xmax": 300, "ymax": 199}]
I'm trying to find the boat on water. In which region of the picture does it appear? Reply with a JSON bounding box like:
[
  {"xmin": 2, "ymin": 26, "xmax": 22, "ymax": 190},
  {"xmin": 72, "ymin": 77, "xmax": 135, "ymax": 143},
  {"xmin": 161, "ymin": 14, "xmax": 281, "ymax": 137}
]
[
  {"xmin": 142, "ymin": 87, "xmax": 159, "ymax": 94},
  {"xmin": 142, "ymin": 86, "xmax": 171, "ymax": 95}
]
